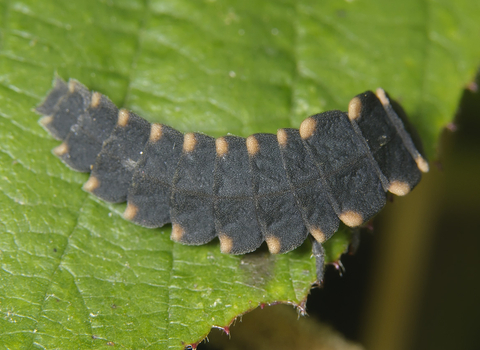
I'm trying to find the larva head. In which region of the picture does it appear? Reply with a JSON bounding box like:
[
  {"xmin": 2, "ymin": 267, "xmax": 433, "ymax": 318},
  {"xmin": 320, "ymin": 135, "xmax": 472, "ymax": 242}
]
[{"xmin": 375, "ymin": 88, "xmax": 429, "ymax": 174}]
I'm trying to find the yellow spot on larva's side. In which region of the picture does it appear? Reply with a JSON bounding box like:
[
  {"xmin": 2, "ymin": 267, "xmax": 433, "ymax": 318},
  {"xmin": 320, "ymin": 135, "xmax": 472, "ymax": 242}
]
[
  {"xmin": 246, "ymin": 135, "xmax": 259, "ymax": 156},
  {"xmin": 266, "ymin": 236, "xmax": 281, "ymax": 254},
  {"xmin": 277, "ymin": 129, "xmax": 288, "ymax": 147},
  {"xmin": 339, "ymin": 211, "xmax": 363, "ymax": 227},
  {"xmin": 171, "ymin": 224, "xmax": 184, "ymax": 242},
  {"xmin": 375, "ymin": 88, "xmax": 389, "ymax": 107},
  {"xmin": 53, "ymin": 142, "xmax": 69, "ymax": 156},
  {"xmin": 388, "ymin": 181, "xmax": 411, "ymax": 196},
  {"xmin": 348, "ymin": 97, "xmax": 362, "ymax": 121},
  {"xmin": 216, "ymin": 137, "xmax": 228, "ymax": 157},
  {"xmin": 310, "ymin": 227, "xmax": 326, "ymax": 243},
  {"xmin": 183, "ymin": 133, "xmax": 197, "ymax": 153},
  {"xmin": 149, "ymin": 123, "xmax": 163, "ymax": 143},
  {"xmin": 91, "ymin": 92, "xmax": 102, "ymax": 108},
  {"xmin": 117, "ymin": 109, "xmax": 130, "ymax": 127},
  {"xmin": 416, "ymin": 156, "xmax": 429, "ymax": 173},
  {"xmin": 219, "ymin": 234, "xmax": 233, "ymax": 254},
  {"xmin": 39, "ymin": 115, "xmax": 53, "ymax": 126},
  {"xmin": 83, "ymin": 176, "xmax": 100, "ymax": 193},
  {"xmin": 299, "ymin": 117, "xmax": 316, "ymax": 139},
  {"xmin": 68, "ymin": 80, "xmax": 77, "ymax": 93},
  {"xmin": 123, "ymin": 203, "xmax": 138, "ymax": 221}
]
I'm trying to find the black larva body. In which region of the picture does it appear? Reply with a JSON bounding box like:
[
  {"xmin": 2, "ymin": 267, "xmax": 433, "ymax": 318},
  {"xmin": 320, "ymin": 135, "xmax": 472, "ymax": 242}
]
[{"xmin": 37, "ymin": 78, "xmax": 429, "ymax": 283}]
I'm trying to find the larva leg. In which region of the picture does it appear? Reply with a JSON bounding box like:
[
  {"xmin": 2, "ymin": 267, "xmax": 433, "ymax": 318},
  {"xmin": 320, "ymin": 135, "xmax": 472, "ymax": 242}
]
[
  {"xmin": 311, "ymin": 238, "xmax": 326, "ymax": 284},
  {"xmin": 349, "ymin": 227, "xmax": 361, "ymax": 255}
]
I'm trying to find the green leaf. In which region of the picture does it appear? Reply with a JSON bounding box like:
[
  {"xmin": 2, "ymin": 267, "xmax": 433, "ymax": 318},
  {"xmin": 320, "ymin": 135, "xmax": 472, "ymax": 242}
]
[{"xmin": 0, "ymin": 0, "xmax": 479, "ymax": 348}]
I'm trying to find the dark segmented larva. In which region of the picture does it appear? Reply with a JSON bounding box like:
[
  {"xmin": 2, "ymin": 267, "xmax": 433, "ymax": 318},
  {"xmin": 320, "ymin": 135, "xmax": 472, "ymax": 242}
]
[{"xmin": 36, "ymin": 78, "xmax": 429, "ymax": 283}]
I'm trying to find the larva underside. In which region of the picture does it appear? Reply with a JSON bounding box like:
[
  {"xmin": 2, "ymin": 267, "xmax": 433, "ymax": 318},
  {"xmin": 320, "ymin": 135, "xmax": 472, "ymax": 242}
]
[{"xmin": 36, "ymin": 78, "xmax": 428, "ymax": 283}]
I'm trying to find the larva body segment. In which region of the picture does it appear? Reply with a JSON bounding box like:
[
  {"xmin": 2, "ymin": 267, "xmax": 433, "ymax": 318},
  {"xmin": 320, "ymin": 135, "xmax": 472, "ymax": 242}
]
[
  {"xmin": 170, "ymin": 133, "xmax": 217, "ymax": 245},
  {"xmin": 213, "ymin": 136, "xmax": 263, "ymax": 254},
  {"xmin": 277, "ymin": 128, "xmax": 340, "ymax": 243},
  {"xmin": 57, "ymin": 92, "xmax": 119, "ymax": 172},
  {"xmin": 36, "ymin": 78, "xmax": 429, "ymax": 283},
  {"xmin": 42, "ymin": 79, "xmax": 91, "ymax": 141},
  {"xmin": 36, "ymin": 78, "xmax": 69, "ymax": 116},
  {"xmin": 349, "ymin": 91, "xmax": 422, "ymax": 195},
  {"xmin": 248, "ymin": 133, "xmax": 308, "ymax": 254},
  {"xmin": 126, "ymin": 124, "xmax": 184, "ymax": 228},
  {"xmin": 302, "ymin": 110, "xmax": 387, "ymax": 227},
  {"xmin": 86, "ymin": 110, "xmax": 151, "ymax": 203}
]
